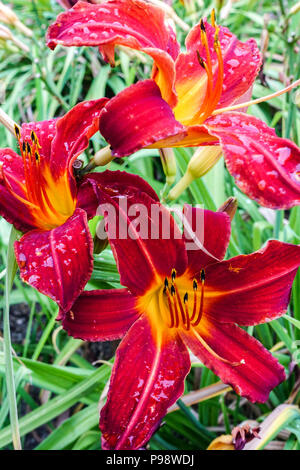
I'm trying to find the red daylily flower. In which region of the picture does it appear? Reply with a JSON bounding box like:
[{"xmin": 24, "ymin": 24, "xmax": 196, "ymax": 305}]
[
  {"xmin": 0, "ymin": 99, "xmax": 113, "ymax": 312},
  {"xmin": 47, "ymin": 0, "xmax": 300, "ymax": 209},
  {"xmin": 59, "ymin": 171, "xmax": 300, "ymax": 450}
]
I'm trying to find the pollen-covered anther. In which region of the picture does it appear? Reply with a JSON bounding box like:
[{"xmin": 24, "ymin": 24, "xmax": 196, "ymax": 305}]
[
  {"xmin": 14, "ymin": 124, "xmax": 21, "ymax": 139},
  {"xmin": 191, "ymin": 14, "xmax": 224, "ymax": 125}
]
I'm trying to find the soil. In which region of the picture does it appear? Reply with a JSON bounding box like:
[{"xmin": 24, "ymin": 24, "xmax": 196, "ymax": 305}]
[{"xmin": 0, "ymin": 302, "xmax": 118, "ymax": 450}]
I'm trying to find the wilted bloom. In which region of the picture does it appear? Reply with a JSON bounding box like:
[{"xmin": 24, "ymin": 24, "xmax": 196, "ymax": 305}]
[
  {"xmin": 207, "ymin": 424, "xmax": 260, "ymax": 450},
  {"xmin": 0, "ymin": 99, "xmax": 112, "ymax": 312},
  {"xmin": 47, "ymin": 0, "xmax": 300, "ymax": 209},
  {"xmin": 59, "ymin": 172, "xmax": 300, "ymax": 449}
]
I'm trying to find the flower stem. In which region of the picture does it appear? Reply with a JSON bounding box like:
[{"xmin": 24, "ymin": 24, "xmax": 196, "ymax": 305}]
[
  {"xmin": 0, "ymin": 108, "xmax": 17, "ymax": 135},
  {"xmin": 4, "ymin": 226, "xmax": 21, "ymax": 450}
]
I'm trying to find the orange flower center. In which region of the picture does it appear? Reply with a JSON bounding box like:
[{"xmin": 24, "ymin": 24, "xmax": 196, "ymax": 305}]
[
  {"xmin": 2, "ymin": 125, "xmax": 76, "ymax": 231},
  {"xmin": 138, "ymin": 267, "xmax": 244, "ymax": 366}
]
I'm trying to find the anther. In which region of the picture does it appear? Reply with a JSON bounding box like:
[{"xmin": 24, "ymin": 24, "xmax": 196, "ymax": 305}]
[
  {"xmin": 171, "ymin": 269, "xmax": 176, "ymax": 281},
  {"xmin": 193, "ymin": 279, "xmax": 198, "ymax": 290},
  {"xmin": 201, "ymin": 269, "xmax": 205, "ymax": 282},
  {"xmin": 164, "ymin": 277, "xmax": 169, "ymax": 288},
  {"xmin": 196, "ymin": 51, "xmax": 205, "ymax": 69},
  {"xmin": 200, "ymin": 19, "xmax": 206, "ymax": 32},
  {"xmin": 30, "ymin": 130, "xmax": 35, "ymax": 142},
  {"xmin": 14, "ymin": 124, "xmax": 21, "ymax": 139},
  {"xmin": 26, "ymin": 142, "xmax": 31, "ymax": 154},
  {"xmin": 183, "ymin": 292, "xmax": 188, "ymax": 303},
  {"xmin": 35, "ymin": 151, "xmax": 39, "ymax": 162},
  {"xmin": 22, "ymin": 141, "xmax": 26, "ymax": 154},
  {"xmin": 171, "ymin": 284, "xmax": 176, "ymax": 296}
]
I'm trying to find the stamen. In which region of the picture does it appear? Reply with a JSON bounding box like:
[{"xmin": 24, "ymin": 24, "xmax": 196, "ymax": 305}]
[
  {"xmin": 164, "ymin": 287, "xmax": 175, "ymax": 328},
  {"xmin": 191, "ymin": 15, "xmax": 224, "ymax": 125},
  {"xmin": 170, "ymin": 285, "xmax": 179, "ymax": 328},
  {"xmin": 196, "ymin": 51, "xmax": 205, "ymax": 69},
  {"xmin": 191, "ymin": 269, "xmax": 205, "ymax": 326},
  {"xmin": 174, "ymin": 283, "xmax": 188, "ymax": 328},
  {"xmin": 190, "ymin": 279, "xmax": 198, "ymax": 322},
  {"xmin": 14, "ymin": 124, "xmax": 21, "ymax": 139},
  {"xmin": 211, "ymin": 9, "xmax": 216, "ymax": 28},
  {"xmin": 212, "ymin": 78, "xmax": 300, "ymax": 115},
  {"xmin": 171, "ymin": 268, "xmax": 177, "ymax": 281},
  {"xmin": 183, "ymin": 292, "xmax": 191, "ymax": 330},
  {"xmin": 193, "ymin": 329, "xmax": 244, "ymax": 367}
]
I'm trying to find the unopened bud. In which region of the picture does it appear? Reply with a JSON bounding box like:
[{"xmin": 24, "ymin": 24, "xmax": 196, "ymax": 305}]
[
  {"xmin": 93, "ymin": 145, "xmax": 114, "ymax": 167},
  {"xmin": 295, "ymin": 89, "xmax": 300, "ymax": 108},
  {"xmin": 94, "ymin": 219, "xmax": 108, "ymax": 254},
  {"xmin": 288, "ymin": 1, "xmax": 300, "ymax": 17},
  {"xmin": 218, "ymin": 197, "xmax": 238, "ymax": 220},
  {"xmin": 159, "ymin": 148, "xmax": 177, "ymax": 186},
  {"xmin": 168, "ymin": 146, "xmax": 222, "ymax": 201}
]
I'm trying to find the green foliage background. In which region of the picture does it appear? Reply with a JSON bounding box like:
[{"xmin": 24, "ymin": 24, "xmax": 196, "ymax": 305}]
[{"xmin": 0, "ymin": 0, "xmax": 299, "ymax": 450}]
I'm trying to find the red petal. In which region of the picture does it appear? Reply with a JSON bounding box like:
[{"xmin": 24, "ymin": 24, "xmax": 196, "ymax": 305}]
[
  {"xmin": 205, "ymin": 112, "xmax": 300, "ymax": 209},
  {"xmin": 47, "ymin": 0, "xmax": 178, "ymax": 106},
  {"xmin": 99, "ymin": 80, "xmax": 186, "ymax": 157},
  {"xmin": 94, "ymin": 181, "xmax": 188, "ymax": 295},
  {"xmin": 180, "ymin": 318, "xmax": 285, "ymax": 403},
  {"xmin": 100, "ymin": 315, "xmax": 190, "ymax": 450},
  {"xmin": 21, "ymin": 99, "xmax": 108, "ymax": 179},
  {"xmin": 14, "ymin": 208, "xmax": 93, "ymax": 312},
  {"xmin": 174, "ymin": 20, "xmax": 261, "ymax": 124},
  {"xmin": 77, "ymin": 168, "xmax": 160, "ymax": 218},
  {"xmin": 0, "ymin": 149, "xmax": 36, "ymax": 231},
  {"xmin": 183, "ymin": 205, "xmax": 231, "ymax": 275},
  {"xmin": 204, "ymin": 240, "xmax": 300, "ymax": 325},
  {"xmin": 61, "ymin": 289, "xmax": 139, "ymax": 341}
]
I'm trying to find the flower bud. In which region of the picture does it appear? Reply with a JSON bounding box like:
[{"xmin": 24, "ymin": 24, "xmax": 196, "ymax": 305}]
[
  {"xmin": 93, "ymin": 145, "xmax": 114, "ymax": 167},
  {"xmin": 218, "ymin": 197, "xmax": 238, "ymax": 220},
  {"xmin": 168, "ymin": 146, "xmax": 222, "ymax": 200},
  {"xmin": 159, "ymin": 148, "xmax": 177, "ymax": 186}
]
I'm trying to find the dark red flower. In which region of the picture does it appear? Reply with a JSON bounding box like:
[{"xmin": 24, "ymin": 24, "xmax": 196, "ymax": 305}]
[
  {"xmin": 47, "ymin": 0, "xmax": 300, "ymax": 209},
  {"xmin": 59, "ymin": 172, "xmax": 300, "ymax": 449},
  {"xmin": 0, "ymin": 99, "xmax": 112, "ymax": 312}
]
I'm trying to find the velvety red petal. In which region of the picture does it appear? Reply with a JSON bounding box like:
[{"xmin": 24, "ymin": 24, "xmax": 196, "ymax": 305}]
[
  {"xmin": 0, "ymin": 149, "xmax": 36, "ymax": 231},
  {"xmin": 47, "ymin": 0, "xmax": 178, "ymax": 106},
  {"xmin": 204, "ymin": 240, "xmax": 300, "ymax": 325},
  {"xmin": 49, "ymin": 98, "xmax": 108, "ymax": 179},
  {"xmin": 61, "ymin": 289, "xmax": 140, "ymax": 341},
  {"xmin": 180, "ymin": 318, "xmax": 285, "ymax": 403},
  {"xmin": 92, "ymin": 178, "xmax": 188, "ymax": 295},
  {"xmin": 76, "ymin": 168, "xmax": 160, "ymax": 219},
  {"xmin": 174, "ymin": 20, "xmax": 261, "ymax": 125},
  {"xmin": 182, "ymin": 205, "xmax": 231, "ymax": 275},
  {"xmin": 100, "ymin": 315, "xmax": 190, "ymax": 450},
  {"xmin": 21, "ymin": 99, "xmax": 107, "ymax": 177},
  {"xmin": 14, "ymin": 208, "xmax": 93, "ymax": 312},
  {"xmin": 99, "ymin": 80, "xmax": 186, "ymax": 157},
  {"xmin": 204, "ymin": 112, "xmax": 300, "ymax": 209}
]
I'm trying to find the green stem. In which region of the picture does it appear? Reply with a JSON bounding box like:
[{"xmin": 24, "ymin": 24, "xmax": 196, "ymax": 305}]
[{"xmin": 3, "ymin": 226, "xmax": 21, "ymax": 450}]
